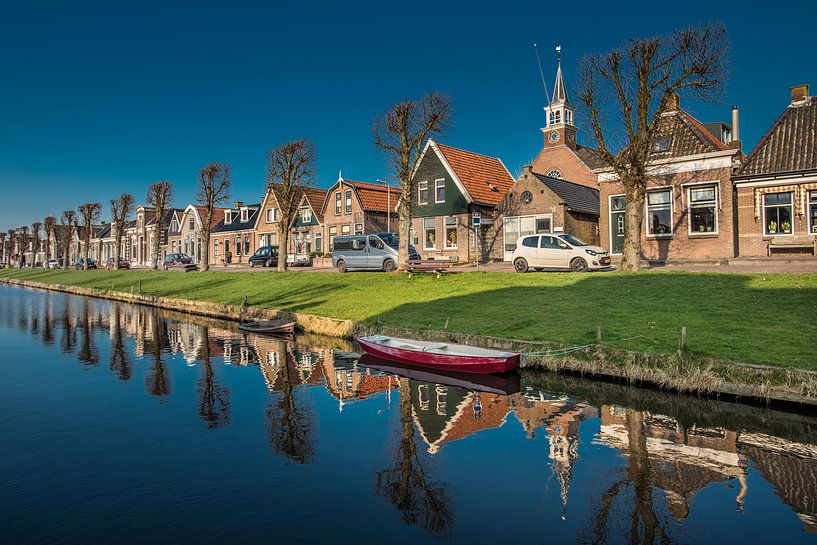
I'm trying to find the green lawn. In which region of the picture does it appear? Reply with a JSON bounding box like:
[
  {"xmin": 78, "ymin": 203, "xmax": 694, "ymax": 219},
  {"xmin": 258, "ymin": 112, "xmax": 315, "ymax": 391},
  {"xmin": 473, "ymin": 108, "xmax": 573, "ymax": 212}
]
[{"xmin": 3, "ymin": 268, "xmax": 816, "ymax": 369}]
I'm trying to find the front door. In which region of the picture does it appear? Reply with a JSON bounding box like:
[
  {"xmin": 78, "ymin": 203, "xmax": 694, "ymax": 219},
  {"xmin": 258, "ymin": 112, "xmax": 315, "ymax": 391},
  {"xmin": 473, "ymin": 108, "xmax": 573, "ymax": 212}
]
[{"xmin": 609, "ymin": 195, "xmax": 626, "ymax": 255}]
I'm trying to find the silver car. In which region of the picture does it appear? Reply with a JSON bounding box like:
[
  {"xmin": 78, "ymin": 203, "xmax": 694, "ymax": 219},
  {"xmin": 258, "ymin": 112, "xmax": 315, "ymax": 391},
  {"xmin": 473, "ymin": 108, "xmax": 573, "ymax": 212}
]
[
  {"xmin": 512, "ymin": 233, "xmax": 611, "ymax": 272},
  {"xmin": 332, "ymin": 233, "xmax": 419, "ymax": 272}
]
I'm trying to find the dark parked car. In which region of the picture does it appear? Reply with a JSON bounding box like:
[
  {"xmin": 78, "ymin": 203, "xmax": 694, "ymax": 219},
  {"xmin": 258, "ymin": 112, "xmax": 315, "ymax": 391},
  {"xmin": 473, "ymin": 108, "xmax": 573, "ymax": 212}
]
[
  {"xmin": 75, "ymin": 258, "xmax": 97, "ymax": 270},
  {"xmin": 105, "ymin": 257, "xmax": 130, "ymax": 270},
  {"xmin": 163, "ymin": 253, "xmax": 196, "ymax": 271},
  {"xmin": 249, "ymin": 246, "xmax": 279, "ymax": 268}
]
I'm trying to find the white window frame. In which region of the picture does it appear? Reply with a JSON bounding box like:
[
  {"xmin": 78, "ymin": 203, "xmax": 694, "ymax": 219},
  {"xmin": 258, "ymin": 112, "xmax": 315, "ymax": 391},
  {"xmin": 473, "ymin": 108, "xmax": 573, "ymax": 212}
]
[
  {"xmin": 354, "ymin": 223, "xmax": 363, "ymax": 235},
  {"xmin": 762, "ymin": 191, "xmax": 794, "ymax": 237},
  {"xmin": 345, "ymin": 190, "xmax": 352, "ymax": 214},
  {"xmin": 335, "ymin": 192, "xmax": 342, "ymax": 215},
  {"xmin": 301, "ymin": 208, "xmax": 312, "ymax": 223},
  {"xmin": 266, "ymin": 208, "xmax": 278, "ymax": 223},
  {"xmin": 341, "ymin": 224, "xmax": 350, "ymax": 236},
  {"xmin": 444, "ymin": 216, "xmax": 457, "ymax": 249},
  {"xmin": 235, "ymin": 236, "xmax": 242, "ymax": 255},
  {"xmin": 315, "ymin": 232, "xmax": 322, "ymax": 253},
  {"xmin": 645, "ymin": 187, "xmax": 674, "ymax": 238},
  {"xmin": 434, "ymin": 178, "xmax": 446, "ymax": 203},
  {"xmin": 418, "ymin": 181, "xmax": 429, "ymax": 205},
  {"xmin": 240, "ymin": 208, "xmax": 248, "ymax": 222},
  {"xmin": 224, "ymin": 211, "xmax": 232, "ymax": 224},
  {"xmin": 810, "ymin": 191, "xmax": 817, "ymax": 234},
  {"xmin": 423, "ymin": 217, "xmax": 436, "ymax": 250},
  {"xmin": 213, "ymin": 240, "xmax": 219, "ymax": 257},
  {"xmin": 687, "ymin": 183, "xmax": 719, "ymax": 236},
  {"xmin": 608, "ymin": 194, "xmax": 626, "ymax": 255}
]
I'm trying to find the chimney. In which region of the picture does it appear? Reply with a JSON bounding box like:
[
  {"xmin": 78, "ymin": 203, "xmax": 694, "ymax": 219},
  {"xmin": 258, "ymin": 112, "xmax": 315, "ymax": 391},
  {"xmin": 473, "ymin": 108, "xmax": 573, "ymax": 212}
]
[
  {"xmin": 233, "ymin": 201, "xmax": 244, "ymax": 209},
  {"xmin": 731, "ymin": 105, "xmax": 739, "ymax": 142},
  {"xmin": 791, "ymin": 84, "xmax": 810, "ymax": 105},
  {"xmin": 668, "ymin": 93, "xmax": 681, "ymax": 112}
]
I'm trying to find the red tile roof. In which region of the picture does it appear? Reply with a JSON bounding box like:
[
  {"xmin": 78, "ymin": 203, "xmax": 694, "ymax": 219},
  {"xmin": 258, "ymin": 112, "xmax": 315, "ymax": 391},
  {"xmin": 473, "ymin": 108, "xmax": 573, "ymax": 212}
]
[
  {"xmin": 346, "ymin": 180, "xmax": 399, "ymax": 212},
  {"xmin": 301, "ymin": 187, "xmax": 328, "ymax": 222},
  {"xmin": 435, "ymin": 142, "xmax": 515, "ymax": 206},
  {"xmin": 193, "ymin": 206, "xmax": 227, "ymax": 229}
]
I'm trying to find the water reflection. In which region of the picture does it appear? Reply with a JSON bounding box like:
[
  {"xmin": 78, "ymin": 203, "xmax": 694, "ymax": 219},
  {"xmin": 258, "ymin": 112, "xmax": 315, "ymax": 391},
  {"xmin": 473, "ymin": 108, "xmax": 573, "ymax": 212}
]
[{"xmin": 2, "ymin": 285, "xmax": 817, "ymax": 543}]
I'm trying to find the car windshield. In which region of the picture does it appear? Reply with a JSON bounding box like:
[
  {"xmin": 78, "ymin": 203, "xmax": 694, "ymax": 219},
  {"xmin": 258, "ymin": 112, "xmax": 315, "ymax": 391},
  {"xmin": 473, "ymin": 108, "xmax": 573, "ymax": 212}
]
[
  {"xmin": 559, "ymin": 234, "xmax": 587, "ymax": 247},
  {"xmin": 378, "ymin": 233, "xmax": 399, "ymax": 249}
]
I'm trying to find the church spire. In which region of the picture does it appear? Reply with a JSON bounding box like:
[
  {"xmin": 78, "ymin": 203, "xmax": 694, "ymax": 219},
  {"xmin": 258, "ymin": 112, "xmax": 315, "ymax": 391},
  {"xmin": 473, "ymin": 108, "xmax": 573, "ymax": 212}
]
[{"xmin": 551, "ymin": 45, "xmax": 569, "ymax": 105}]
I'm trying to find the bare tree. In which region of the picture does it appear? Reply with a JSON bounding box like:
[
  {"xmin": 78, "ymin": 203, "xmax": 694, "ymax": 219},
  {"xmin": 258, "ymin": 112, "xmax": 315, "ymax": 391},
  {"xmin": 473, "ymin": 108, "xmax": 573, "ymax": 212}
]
[
  {"xmin": 43, "ymin": 216, "xmax": 56, "ymax": 263},
  {"xmin": 374, "ymin": 92, "xmax": 453, "ymax": 267},
  {"xmin": 0, "ymin": 231, "xmax": 6, "ymax": 266},
  {"xmin": 30, "ymin": 222, "xmax": 42, "ymax": 267},
  {"xmin": 146, "ymin": 181, "xmax": 173, "ymax": 270},
  {"xmin": 78, "ymin": 203, "xmax": 102, "ymax": 270},
  {"xmin": 110, "ymin": 194, "xmax": 134, "ymax": 266},
  {"xmin": 16, "ymin": 225, "xmax": 29, "ymax": 268},
  {"xmin": 266, "ymin": 139, "xmax": 317, "ymax": 271},
  {"xmin": 60, "ymin": 210, "xmax": 77, "ymax": 269},
  {"xmin": 196, "ymin": 163, "xmax": 231, "ymax": 272},
  {"xmin": 576, "ymin": 23, "xmax": 729, "ymax": 271}
]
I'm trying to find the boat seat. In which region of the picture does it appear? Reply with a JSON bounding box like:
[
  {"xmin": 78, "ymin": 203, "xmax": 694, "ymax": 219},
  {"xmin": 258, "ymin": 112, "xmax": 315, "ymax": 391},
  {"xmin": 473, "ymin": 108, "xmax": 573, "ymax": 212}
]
[{"xmin": 421, "ymin": 343, "xmax": 448, "ymax": 351}]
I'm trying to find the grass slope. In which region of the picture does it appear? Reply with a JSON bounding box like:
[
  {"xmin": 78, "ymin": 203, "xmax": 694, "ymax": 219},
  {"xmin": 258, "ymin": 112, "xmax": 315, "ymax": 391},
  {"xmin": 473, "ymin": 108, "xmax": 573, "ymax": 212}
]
[{"xmin": 3, "ymin": 268, "xmax": 816, "ymax": 368}]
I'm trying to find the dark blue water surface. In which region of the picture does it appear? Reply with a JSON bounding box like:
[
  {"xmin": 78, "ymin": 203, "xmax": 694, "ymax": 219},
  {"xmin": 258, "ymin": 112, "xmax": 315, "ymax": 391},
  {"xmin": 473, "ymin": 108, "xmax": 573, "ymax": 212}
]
[{"xmin": 2, "ymin": 285, "xmax": 817, "ymax": 544}]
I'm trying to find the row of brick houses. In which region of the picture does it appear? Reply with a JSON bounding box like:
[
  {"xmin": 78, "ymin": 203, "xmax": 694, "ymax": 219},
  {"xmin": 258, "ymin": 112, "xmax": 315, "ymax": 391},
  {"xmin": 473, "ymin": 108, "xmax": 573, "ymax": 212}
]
[{"xmin": 4, "ymin": 57, "xmax": 814, "ymax": 268}]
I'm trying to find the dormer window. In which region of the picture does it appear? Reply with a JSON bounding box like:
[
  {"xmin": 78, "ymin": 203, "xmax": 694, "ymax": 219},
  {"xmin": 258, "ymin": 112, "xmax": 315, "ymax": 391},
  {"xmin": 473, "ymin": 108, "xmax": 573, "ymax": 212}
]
[
  {"xmin": 225, "ymin": 211, "xmax": 232, "ymax": 224},
  {"xmin": 653, "ymin": 136, "xmax": 672, "ymax": 152},
  {"xmin": 240, "ymin": 208, "xmax": 248, "ymax": 222}
]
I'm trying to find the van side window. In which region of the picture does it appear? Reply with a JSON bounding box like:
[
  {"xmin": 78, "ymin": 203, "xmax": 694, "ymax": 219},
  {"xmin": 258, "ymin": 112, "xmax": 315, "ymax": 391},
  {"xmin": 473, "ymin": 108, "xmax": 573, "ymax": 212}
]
[
  {"xmin": 334, "ymin": 238, "xmax": 351, "ymax": 251},
  {"xmin": 522, "ymin": 236, "xmax": 539, "ymax": 248},
  {"xmin": 368, "ymin": 236, "xmax": 384, "ymax": 250},
  {"xmin": 351, "ymin": 237, "xmax": 366, "ymax": 251}
]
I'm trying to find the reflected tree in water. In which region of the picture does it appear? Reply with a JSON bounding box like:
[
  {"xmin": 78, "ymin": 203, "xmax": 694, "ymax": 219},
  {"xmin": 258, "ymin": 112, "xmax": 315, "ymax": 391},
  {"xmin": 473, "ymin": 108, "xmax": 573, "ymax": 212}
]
[
  {"xmin": 264, "ymin": 341, "xmax": 316, "ymax": 464},
  {"xmin": 375, "ymin": 378, "xmax": 454, "ymax": 539},
  {"xmin": 59, "ymin": 299, "xmax": 76, "ymax": 354},
  {"xmin": 581, "ymin": 409, "xmax": 674, "ymax": 545},
  {"xmin": 196, "ymin": 326, "xmax": 231, "ymax": 429},
  {"xmin": 77, "ymin": 299, "xmax": 99, "ymax": 366},
  {"xmin": 145, "ymin": 309, "xmax": 171, "ymax": 398},
  {"xmin": 41, "ymin": 298, "xmax": 55, "ymax": 346},
  {"xmin": 109, "ymin": 303, "xmax": 133, "ymax": 380}
]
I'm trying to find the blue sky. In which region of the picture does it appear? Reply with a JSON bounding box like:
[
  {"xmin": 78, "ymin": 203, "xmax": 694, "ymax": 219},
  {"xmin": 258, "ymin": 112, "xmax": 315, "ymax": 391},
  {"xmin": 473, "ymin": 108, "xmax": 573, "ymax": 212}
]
[{"xmin": 1, "ymin": 0, "xmax": 815, "ymax": 227}]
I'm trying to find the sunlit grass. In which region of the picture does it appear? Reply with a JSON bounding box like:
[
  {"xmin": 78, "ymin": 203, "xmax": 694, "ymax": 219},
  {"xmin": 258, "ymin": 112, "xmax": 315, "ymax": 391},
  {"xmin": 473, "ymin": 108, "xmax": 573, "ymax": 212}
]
[{"xmin": 3, "ymin": 268, "xmax": 816, "ymax": 368}]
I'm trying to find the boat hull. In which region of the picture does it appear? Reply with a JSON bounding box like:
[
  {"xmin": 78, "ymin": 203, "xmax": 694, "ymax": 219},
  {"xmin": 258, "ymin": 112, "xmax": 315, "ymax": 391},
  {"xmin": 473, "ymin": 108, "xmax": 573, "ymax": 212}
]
[
  {"xmin": 356, "ymin": 336, "xmax": 519, "ymax": 374},
  {"xmin": 239, "ymin": 320, "xmax": 295, "ymax": 335}
]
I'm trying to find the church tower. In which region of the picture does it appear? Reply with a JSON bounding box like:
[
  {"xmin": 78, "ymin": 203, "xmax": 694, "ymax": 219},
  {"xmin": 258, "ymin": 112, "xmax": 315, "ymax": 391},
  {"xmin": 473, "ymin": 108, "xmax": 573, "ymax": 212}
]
[{"xmin": 542, "ymin": 46, "xmax": 578, "ymax": 151}]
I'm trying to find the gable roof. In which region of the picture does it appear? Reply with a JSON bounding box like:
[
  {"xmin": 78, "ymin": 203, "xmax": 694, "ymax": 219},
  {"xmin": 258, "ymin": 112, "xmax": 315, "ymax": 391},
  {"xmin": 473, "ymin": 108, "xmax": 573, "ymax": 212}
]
[
  {"xmin": 212, "ymin": 204, "xmax": 260, "ymax": 233},
  {"xmin": 574, "ymin": 145, "xmax": 609, "ymax": 170},
  {"xmin": 736, "ymin": 96, "xmax": 817, "ymax": 177},
  {"xmin": 650, "ymin": 109, "xmax": 731, "ymax": 160},
  {"xmin": 320, "ymin": 178, "xmax": 398, "ymax": 214},
  {"xmin": 432, "ymin": 141, "xmax": 515, "ymax": 206},
  {"xmin": 532, "ymin": 172, "xmax": 600, "ymax": 215},
  {"xmin": 300, "ymin": 186, "xmax": 328, "ymax": 222}
]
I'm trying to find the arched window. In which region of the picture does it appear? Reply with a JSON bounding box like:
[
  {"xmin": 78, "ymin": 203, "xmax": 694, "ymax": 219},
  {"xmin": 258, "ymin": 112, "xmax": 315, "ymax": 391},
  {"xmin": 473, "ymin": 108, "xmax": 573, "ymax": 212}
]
[{"xmin": 546, "ymin": 169, "xmax": 562, "ymax": 179}]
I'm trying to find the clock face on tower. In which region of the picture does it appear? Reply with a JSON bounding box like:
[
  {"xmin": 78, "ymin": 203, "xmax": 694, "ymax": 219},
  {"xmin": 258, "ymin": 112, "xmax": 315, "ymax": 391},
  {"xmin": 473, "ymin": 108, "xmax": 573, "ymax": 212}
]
[{"xmin": 549, "ymin": 130, "xmax": 559, "ymax": 143}]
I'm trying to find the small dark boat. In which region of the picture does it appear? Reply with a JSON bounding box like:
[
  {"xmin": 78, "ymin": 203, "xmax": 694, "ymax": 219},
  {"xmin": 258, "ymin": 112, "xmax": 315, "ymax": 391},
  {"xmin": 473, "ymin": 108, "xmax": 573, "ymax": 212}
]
[
  {"xmin": 356, "ymin": 335, "xmax": 520, "ymax": 374},
  {"xmin": 358, "ymin": 354, "xmax": 521, "ymax": 395},
  {"xmin": 239, "ymin": 319, "xmax": 296, "ymax": 335}
]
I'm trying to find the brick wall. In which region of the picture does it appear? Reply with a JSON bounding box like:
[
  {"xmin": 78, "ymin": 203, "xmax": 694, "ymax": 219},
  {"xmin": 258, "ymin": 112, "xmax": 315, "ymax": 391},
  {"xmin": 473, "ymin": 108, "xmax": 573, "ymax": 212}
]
[
  {"xmin": 599, "ymin": 166, "xmax": 735, "ymax": 260},
  {"xmin": 530, "ymin": 146, "xmax": 598, "ymax": 188},
  {"xmin": 736, "ymin": 184, "xmax": 816, "ymax": 256}
]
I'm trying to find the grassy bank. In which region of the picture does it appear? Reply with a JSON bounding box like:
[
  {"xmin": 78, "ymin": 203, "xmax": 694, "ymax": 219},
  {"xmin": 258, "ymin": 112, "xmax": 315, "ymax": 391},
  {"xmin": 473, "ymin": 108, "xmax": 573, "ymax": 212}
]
[{"xmin": 2, "ymin": 268, "xmax": 816, "ymax": 369}]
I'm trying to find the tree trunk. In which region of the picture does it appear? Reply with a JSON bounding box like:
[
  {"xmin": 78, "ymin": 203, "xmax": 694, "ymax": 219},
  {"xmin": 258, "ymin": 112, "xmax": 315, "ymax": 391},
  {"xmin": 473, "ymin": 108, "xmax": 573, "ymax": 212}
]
[
  {"xmin": 114, "ymin": 230, "xmax": 122, "ymax": 266},
  {"xmin": 278, "ymin": 223, "xmax": 289, "ymax": 272},
  {"xmin": 397, "ymin": 176, "xmax": 412, "ymax": 270},
  {"xmin": 201, "ymin": 230, "xmax": 210, "ymax": 272},
  {"xmin": 621, "ymin": 181, "xmax": 645, "ymax": 272},
  {"xmin": 45, "ymin": 234, "xmax": 51, "ymax": 262},
  {"xmin": 152, "ymin": 223, "xmax": 161, "ymax": 270},
  {"xmin": 83, "ymin": 236, "xmax": 90, "ymax": 270}
]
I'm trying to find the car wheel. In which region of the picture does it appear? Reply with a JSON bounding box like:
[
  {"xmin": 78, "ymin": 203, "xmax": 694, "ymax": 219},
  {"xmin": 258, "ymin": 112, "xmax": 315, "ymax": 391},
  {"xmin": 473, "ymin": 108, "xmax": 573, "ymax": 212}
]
[
  {"xmin": 383, "ymin": 259, "xmax": 396, "ymax": 272},
  {"xmin": 570, "ymin": 257, "xmax": 589, "ymax": 272},
  {"xmin": 513, "ymin": 258, "xmax": 529, "ymax": 273},
  {"xmin": 337, "ymin": 260, "xmax": 348, "ymax": 273},
  {"xmin": 250, "ymin": 261, "xmax": 256, "ymax": 268}
]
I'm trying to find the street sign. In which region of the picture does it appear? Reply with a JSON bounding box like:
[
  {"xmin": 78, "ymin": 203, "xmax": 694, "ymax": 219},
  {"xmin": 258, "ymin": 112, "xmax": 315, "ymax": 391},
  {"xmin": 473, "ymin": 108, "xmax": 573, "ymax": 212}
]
[{"xmin": 472, "ymin": 212, "xmax": 481, "ymax": 227}]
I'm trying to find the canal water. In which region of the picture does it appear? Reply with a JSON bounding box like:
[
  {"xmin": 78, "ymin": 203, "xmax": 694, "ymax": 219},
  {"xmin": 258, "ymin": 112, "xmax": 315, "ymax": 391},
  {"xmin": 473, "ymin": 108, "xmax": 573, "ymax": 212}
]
[{"xmin": 2, "ymin": 285, "xmax": 816, "ymax": 544}]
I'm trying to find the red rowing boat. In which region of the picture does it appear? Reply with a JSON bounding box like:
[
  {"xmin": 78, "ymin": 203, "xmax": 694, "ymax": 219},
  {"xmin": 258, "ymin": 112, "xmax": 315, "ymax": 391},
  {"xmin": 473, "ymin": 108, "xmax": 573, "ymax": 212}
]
[{"xmin": 355, "ymin": 335, "xmax": 520, "ymax": 374}]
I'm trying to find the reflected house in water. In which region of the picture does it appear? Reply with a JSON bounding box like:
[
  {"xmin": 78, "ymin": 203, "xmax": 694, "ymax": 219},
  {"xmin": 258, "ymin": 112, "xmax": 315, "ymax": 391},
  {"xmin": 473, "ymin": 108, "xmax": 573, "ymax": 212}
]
[{"xmin": 320, "ymin": 356, "xmax": 398, "ymax": 411}]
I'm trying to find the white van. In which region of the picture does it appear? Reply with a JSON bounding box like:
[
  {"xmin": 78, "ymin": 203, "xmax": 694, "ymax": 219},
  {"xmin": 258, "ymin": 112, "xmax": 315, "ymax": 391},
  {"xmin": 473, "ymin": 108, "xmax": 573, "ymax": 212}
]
[
  {"xmin": 511, "ymin": 233, "xmax": 611, "ymax": 272},
  {"xmin": 332, "ymin": 233, "xmax": 419, "ymax": 272}
]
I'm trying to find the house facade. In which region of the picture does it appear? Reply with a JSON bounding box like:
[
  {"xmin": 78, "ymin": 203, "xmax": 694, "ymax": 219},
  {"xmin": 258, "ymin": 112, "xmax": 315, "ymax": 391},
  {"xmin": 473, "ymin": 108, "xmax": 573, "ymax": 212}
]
[
  {"xmin": 499, "ymin": 166, "xmax": 600, "ymax": 260},
  {"xmin": 290, "ymin": 187, "xmax": 327, "ymax": 257},
  {"xmin": 410, "ymin": 140, "xmax": 515, "ymax": 262},
  {"xmin": 255, "ymin": 186, "xmax": 282, "ymax": 250},
  {"xmin": 733, "ymin": 84, "xmax": 816, "ymax": 257},
  {"xmin": 597, "ymin": 96, "xmax": 743, "ymax": 260},
  {"xmin": 320, "ymin": 177, "xmax": 398, "ymax": 251},
  {"xmin": 178, "ymin": 205, "xmax": 226, "ymax": 265},
  {"xmin": 210, "ymin": 202, "xmax": 260, "ymax": 265}
]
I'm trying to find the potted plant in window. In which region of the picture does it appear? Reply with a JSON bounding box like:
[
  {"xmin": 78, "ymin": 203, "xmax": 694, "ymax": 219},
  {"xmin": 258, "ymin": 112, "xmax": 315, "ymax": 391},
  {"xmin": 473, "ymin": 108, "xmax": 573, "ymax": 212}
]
[
  {"xmin": 768, "ymin": 220, "xmax": 777, "ymax": 234},
  {"xmin": 781, "ymin": 221, "xmax": 791, "ymax": 233},
  {"xmin": 447, "ymin": 230, "xmax": 457, "ymax": 247},
  {"xmin": 428, "ymin": 232, "xmax": 436, "ymax": 247},
  {"xmin": 698, "ymin": 224, "xmax": 706, "ymax": 233}
]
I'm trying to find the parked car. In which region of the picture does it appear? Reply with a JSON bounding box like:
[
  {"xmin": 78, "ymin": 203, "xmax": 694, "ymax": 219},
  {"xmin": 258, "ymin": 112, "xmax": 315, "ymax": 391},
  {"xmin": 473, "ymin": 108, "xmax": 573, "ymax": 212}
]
[
  {"xmin": 332, "ymin": 233, "xmax": 419, "ymax": 273},
  {"xmin": 75, "ymin": 258, "xmax": 97, "ymax": 270},
  {"xmin": 163, "ymin": 253, "xmax": 196, "ymax": 271},
  {"xmin": 512, "ymin": 233, "xmax": 611, "ymax": 273},
  {"xmin": 105, "ymin": 257, "xmax": 131, "ymax": 270},
  {"xmin": 249, "ymin": 246, "xmax": 279, "ymax": 268},
  {"xmin": 45, "ymin": 259, "xmax": 60, "ymax": 269}
]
